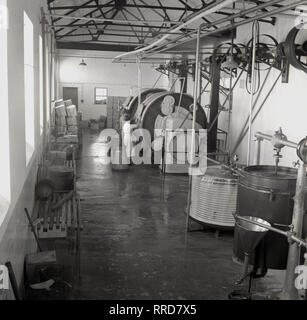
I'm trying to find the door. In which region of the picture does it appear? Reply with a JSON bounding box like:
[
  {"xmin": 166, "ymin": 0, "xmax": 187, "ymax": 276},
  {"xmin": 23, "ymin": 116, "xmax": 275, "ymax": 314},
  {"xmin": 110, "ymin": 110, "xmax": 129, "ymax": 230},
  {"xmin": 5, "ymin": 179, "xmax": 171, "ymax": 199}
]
[{"xmin": 63, "ymin": 87, "xmax": 78, "ymax": 109}]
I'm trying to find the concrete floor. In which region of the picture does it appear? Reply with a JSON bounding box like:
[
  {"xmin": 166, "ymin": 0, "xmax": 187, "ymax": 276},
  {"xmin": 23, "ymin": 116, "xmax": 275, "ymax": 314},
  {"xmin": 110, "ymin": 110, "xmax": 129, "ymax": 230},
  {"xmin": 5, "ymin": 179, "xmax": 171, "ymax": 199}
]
[{"xmin": 68, "ymin": 129, "xmax": 284, "ymax": 300}]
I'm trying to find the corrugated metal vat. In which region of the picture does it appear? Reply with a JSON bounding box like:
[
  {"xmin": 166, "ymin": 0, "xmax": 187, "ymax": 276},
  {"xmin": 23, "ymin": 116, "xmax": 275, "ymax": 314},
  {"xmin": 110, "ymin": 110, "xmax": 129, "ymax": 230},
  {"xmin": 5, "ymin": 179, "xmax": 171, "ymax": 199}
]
[{"xmin": 190, "ymin": 166, "xmax": 238, "ymax": 229}]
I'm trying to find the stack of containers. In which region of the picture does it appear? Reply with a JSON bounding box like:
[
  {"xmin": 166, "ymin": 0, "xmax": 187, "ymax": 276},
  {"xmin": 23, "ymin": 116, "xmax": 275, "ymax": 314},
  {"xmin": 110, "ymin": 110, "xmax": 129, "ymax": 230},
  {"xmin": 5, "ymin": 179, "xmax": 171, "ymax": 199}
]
[
  {"xmin": 66, "ymin": 104, "xmax": 78, "ymax": 135},
  {"xmin": 55, "ymin": 104, "xmax": 67, "ymax": 135}
]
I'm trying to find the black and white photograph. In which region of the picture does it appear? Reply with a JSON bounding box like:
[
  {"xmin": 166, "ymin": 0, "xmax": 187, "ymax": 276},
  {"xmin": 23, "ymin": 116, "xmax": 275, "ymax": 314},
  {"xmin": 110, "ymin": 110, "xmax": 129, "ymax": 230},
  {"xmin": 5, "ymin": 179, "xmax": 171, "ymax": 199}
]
[{"xmin": 1, "ymin": 0, "xmax": 307, "ymax": 307}]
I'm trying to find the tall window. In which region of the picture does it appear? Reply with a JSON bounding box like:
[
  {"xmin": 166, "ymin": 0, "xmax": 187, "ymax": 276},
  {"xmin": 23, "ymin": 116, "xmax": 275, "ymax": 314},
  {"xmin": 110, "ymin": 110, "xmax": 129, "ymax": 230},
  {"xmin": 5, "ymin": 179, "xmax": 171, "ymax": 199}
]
[
  {"xmin": 95, "ymin": 87, "xmax": 108, "ymax": 104},
  {"xmin": 24, "ymin": 11, "xmax": 35, "ymax": 164},
  {"xmin": 39, "ymin": 35, "xmax": 43, "ymax": 135},
  {"xmin": 0, "ymin": 0, "xmax": 10, "ymax": 217},
  {"xmin": 46, "ymin": 48, "xmax": 50, "ymax": 123}
]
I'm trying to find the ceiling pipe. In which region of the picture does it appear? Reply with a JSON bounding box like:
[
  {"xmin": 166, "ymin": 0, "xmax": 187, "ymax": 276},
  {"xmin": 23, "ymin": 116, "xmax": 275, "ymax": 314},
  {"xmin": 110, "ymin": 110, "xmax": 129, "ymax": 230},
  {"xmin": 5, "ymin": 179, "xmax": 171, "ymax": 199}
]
[
  {"xmin": 145, "ymin": 0, "xmax": 290, "ymax": 55},
  {"xmin": 147, "ymin": 0, "xmax": 307, "ymax": 56},
  {"xmin": 113, "ymin": 0, "xmax": 239, "ymax": 62}
]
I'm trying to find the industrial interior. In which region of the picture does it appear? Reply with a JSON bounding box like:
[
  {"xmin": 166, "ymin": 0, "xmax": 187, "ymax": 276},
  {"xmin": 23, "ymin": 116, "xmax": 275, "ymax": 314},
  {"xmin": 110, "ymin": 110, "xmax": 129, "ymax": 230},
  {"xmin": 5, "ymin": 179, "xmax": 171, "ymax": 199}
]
[{"xmin": 1, "ymin": 0, "xmax": 307, "ymax": 301}]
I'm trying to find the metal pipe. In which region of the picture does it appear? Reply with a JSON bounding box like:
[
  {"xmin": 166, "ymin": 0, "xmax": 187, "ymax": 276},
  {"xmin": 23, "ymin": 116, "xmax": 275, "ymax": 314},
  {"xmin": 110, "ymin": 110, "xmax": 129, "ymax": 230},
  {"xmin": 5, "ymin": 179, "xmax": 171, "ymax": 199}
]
[
  {"xmin": 282, "ymin": 162, "xmax": 306, "ymax": 300},
  {"xmin": 247, "ymin": 21, "xmax": 259, "ymax": 166},
  {"xmin": 186, "ymin": 25, "xmax": 202, "ymax": 232},
  {"xmin": 113, "ymin": 0, "xmax": 238, "ymax": 62},
  {"xmin": 254, "ymin": 132, "xmax": 298, "ymax": 149}
]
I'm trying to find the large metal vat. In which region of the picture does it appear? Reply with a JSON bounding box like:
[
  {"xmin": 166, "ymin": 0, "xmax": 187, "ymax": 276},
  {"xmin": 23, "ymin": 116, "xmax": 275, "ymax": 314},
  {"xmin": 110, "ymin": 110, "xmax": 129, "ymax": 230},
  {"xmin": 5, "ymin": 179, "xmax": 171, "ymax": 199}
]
[
  {"xmin": 190, "ymin": 166, "xmax": 238, "ymax": 229},
  {"xmin": 233, "ymin": 165, "xmax": 300, "ymax": 270}
]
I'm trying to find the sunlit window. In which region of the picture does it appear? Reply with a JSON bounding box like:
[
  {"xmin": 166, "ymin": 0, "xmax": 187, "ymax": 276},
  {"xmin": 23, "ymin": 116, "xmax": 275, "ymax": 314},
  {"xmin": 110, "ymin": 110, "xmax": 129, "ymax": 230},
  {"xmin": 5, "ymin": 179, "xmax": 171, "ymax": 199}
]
[
  {"xmin": 46, "ymin": 49, "xmax": 50, "ymax": 123},
  {"xmin": 0, "ymin": 0, "xmax": 10, "ymax": 219},
  {"xmin": 39, "ymin": 35, "xmax": 43, "ymax": 135},
  {"xmin": 95, "ymin": 87, "xmax": 108, "ymax": 104},
  {"xmin": 24, "ymin": 11, "xmax": 35, "ymax": 164}
]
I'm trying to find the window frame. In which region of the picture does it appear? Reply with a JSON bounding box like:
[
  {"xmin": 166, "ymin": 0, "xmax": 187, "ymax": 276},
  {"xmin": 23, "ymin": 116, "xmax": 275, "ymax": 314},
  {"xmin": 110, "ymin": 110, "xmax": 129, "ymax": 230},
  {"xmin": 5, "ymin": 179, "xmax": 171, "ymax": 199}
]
[{"xmin": 94, "ymin": 87, "xmax": 108, "ymax": 105}]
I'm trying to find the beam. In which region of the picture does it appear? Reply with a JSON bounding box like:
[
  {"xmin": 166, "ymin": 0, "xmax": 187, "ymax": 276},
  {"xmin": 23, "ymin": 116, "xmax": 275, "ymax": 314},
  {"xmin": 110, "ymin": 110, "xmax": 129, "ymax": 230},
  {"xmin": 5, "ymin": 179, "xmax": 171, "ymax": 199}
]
[
  {"xmin": 53, "ymin": 21, "xmax": 181, "ymax": 30},
  {"xmin": 51, "ymin": 4, "xmax": 193, "ymax": 11},
  {"xmin": 56, "ymin": 41, "xmax": 137, "ymax": 52}
]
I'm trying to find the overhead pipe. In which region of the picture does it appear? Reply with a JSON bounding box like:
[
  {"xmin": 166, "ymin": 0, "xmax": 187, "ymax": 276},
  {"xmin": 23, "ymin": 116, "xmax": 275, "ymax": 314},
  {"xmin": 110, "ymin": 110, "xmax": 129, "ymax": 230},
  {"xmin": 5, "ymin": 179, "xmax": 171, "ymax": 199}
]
[
  {"xmin": 146, "ymin": 0, "xmax": 307, "ymax": 57},
  {"xmin": 113, "ymin": 0, "xmax": 239, "ymax": 62},
  {"xmin": 144, "ymin": 0, "xmax": 289, "ymax": 56}
]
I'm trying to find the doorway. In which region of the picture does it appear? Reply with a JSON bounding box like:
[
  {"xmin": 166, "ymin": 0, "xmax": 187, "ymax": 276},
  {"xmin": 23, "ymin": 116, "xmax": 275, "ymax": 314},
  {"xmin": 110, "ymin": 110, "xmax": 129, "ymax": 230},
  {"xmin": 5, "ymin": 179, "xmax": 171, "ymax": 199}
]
[{"xmin": 63, "ymin": 87, "xmax": 79, "ymax": 109}]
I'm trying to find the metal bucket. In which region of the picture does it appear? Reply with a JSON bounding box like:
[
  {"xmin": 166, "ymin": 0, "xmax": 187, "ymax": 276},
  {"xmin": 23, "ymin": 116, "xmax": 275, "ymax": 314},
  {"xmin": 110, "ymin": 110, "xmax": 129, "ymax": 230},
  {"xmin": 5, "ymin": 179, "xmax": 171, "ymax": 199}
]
[{"xmin": 233, "ymin": 165, "xmax": 301, "ymax": 270}]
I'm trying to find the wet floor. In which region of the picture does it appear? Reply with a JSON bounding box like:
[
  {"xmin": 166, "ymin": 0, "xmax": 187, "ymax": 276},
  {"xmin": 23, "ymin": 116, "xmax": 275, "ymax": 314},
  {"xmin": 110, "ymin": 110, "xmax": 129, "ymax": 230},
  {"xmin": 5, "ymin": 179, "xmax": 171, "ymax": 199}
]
[{"xmin": 70, "ymin": 129, "xmax": 284, "ymax": 300}]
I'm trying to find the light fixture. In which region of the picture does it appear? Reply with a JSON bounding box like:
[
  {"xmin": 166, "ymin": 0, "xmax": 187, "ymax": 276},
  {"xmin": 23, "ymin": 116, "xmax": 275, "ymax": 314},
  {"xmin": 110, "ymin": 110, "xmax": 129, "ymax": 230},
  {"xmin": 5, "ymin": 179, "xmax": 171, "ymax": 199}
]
[{"xmin": 79, "ymin": 59, "xmax": 87, "ymax": 66}]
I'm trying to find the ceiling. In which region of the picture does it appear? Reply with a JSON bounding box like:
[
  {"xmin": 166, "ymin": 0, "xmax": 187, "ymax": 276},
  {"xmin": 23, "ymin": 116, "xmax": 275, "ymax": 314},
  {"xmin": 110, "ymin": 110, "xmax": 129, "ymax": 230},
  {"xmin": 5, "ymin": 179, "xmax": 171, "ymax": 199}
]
[{"xmin": 47, "ymin": 0, "xmax": 301, "ymax": 54}]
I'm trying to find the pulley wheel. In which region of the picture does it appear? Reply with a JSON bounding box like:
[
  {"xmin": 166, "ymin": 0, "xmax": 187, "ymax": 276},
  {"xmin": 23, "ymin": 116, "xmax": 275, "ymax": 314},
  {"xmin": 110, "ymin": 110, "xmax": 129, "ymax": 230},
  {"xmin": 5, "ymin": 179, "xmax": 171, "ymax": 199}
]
[
  {"xmin": 140, "ymin": 92, "xmax": 207, "ymax": 140},
  {"xmin": 284, "ymin": 23, "xmax": 307, "ymax": 73},
  {"xmin": 126, "ymin": 88, "xmax": 167, "ymax": 119}
]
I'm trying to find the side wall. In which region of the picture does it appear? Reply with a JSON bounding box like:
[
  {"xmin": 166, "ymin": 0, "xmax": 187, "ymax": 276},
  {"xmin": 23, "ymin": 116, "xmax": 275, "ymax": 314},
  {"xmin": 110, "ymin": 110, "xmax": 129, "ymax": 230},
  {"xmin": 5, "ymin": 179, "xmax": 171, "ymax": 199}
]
[
  {"xmin": 0, "ymin": 0, "xmax": 51, "ymax": 299},
  {"xmin": 227, "ymin": 15, "xmax": 307, "ymax": 167}
]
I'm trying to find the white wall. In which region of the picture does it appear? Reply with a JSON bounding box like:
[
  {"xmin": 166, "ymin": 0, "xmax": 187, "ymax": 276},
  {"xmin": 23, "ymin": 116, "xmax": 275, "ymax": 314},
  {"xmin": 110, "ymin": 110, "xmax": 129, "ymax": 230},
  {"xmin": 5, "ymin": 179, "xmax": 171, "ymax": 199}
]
[
  {"xmin": 0, "ymin": 0, "xmax": 49, "ymax": 299},
  {"xmin": 226, "ymin": 15, "xmax": 307, "ymax": 167},
  {"xmin": 58, "ymin": 50, "xmax": 169, "ymax": 120}
]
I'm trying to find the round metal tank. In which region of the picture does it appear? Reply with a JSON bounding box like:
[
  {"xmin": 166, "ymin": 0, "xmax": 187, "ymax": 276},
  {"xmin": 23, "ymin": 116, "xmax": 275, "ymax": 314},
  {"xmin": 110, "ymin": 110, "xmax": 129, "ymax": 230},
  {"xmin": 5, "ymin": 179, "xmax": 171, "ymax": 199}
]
[
  {"xmin": 233, "ymin": 165, "xmax": 300, "ymax": 270},
  {"xmin": 140, "ymin": 92, "xmax": 207, "ymax": 139},
  {"xmin": 126, "ymin": 88, "xmax": 166, "ymax": 119},
  {"xmin": 190, "ymin": 166, "xmax": 238, "ymax": 229}
]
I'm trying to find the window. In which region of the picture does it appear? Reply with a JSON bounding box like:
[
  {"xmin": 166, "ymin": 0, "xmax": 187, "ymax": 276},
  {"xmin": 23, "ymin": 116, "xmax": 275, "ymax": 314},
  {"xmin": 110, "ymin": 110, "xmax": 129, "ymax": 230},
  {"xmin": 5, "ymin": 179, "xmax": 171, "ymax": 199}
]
[
  {"xmin": 0, "ymin": 0, "xmax": 10, "ymax": 217},
  {"xmin": 95, "ymin": 87, "xmax": 108, "ymax": 104},
  {"xmin": 39, "ymin": 35, "xmax": 43, "ymax": 135},
  {"xmin": 24, "ymin": 11, "xmax": 35, "ymax": 164}
]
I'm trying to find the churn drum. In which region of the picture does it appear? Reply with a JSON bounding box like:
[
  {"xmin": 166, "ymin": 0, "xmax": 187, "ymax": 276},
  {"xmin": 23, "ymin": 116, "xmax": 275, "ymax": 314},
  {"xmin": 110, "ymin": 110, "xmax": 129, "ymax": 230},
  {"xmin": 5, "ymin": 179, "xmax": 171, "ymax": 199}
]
[
  {"xmin": 190, "ymin": 166, "xmax": 238, "ymax": 229},
  {"xmin": 233, "ymin": 165, "xmax": 306, "ymax": 270}
]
